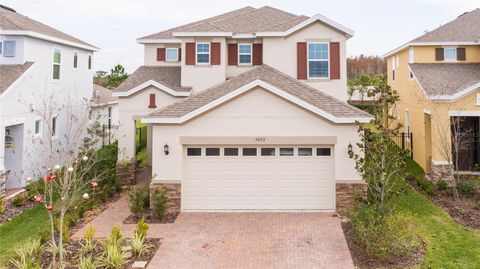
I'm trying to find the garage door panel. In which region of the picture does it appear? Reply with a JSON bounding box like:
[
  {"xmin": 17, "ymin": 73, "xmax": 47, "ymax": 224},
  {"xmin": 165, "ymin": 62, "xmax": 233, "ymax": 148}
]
[{"xmin": 183, "ymin": 145, "xmax": 335, "ymax": 211}]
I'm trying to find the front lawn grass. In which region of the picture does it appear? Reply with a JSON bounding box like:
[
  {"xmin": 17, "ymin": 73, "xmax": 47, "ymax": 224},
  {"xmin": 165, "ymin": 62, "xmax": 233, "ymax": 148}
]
[
  {"xmin": 396, "ymin": 158, "xmax": 480, "ymax": 268},
  {"xmin": 0, "ymin": 205, "xmax": 50, "ymax": 266}
]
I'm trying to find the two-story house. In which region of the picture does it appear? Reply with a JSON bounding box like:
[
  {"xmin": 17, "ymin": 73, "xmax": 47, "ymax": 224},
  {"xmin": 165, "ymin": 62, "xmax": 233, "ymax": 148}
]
[
  {"xmin": 0, "ymin": 5, "xmax": 97, "ymax": 194},
  {"xmin": 385, "ymin": 8, "xmax": 480, "ymax": 180},
  {"xmin": 113, "ymin": 6, "xmax": 373, "ymax": 214}
]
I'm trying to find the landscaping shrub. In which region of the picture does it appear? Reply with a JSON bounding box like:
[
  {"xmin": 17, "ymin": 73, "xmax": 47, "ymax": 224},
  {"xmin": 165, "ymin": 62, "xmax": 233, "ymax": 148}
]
[
  {"xmin": 12, "ymin": 194, "xmax": 26, "ymax": 207},
  {"xmin": 416, "ymin": 176, "xmax": 435, "ymax": 195},
  {"xmin": 151, "ymin": 188, "xmax": 168, "ymax": 220},
  {"xmin": 474, "ymin": 200, "xmax": 480, "ymax": 211},
  {"xmin": 135, "ymin": 217, "xmax": 149, "ymax": 239},
  {"xmin": 437, "ymin": 179, "xmax": 448, "ymax": 191},
  {"xmin": 100, "ymin": 225, "xmax": 124, "ymax": 269},
  {"xmin": 457, "ymin": 180, "xmax": 475, "ymax": 196},
  {"xmin": 348, "ymin": 203, "xmax": 422, "ymax": 261},
  {"xmin": 9, "ymin": 238, "xmax": 43, "ymax": 269},
  {"xmin": 128, "ymin": 186, "xmax": 150, "ymax": 217}
]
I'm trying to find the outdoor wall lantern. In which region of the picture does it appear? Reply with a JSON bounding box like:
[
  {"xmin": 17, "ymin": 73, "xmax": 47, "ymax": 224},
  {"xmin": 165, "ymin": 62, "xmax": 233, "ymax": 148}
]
[
  {"xmin": 164, "ymin": 143, "xmax": 170, "ymax": 155},
  {"xmin": 5, "ymin": 129, "xmax": 14, "ymax": 149},
  {"xmin": 347, "ymin": 143, "xmax": 354, "ymax": 158}
]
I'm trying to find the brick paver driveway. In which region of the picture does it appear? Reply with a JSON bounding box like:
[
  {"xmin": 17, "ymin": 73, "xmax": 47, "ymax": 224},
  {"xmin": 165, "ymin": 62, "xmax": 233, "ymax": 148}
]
[{"xmin": 148, "ymin": 213, "xmax": 354, "ymax": 269}]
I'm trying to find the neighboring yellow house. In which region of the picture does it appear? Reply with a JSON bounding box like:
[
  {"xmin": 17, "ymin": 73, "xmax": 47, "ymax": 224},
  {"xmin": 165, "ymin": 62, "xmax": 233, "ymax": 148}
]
[{"xmin": 384, "ymin": 8, "xmax": 480, "ymax": 180}]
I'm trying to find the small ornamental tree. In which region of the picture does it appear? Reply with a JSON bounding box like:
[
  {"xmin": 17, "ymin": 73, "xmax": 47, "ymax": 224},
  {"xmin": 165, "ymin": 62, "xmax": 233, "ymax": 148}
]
[
  {"xmin": 349, "ymin": 74, "xmax": 407, "ymax": 213},
  {"xmin": 23, "ymin": 94, "xmax": 111, "ymax": 266}
]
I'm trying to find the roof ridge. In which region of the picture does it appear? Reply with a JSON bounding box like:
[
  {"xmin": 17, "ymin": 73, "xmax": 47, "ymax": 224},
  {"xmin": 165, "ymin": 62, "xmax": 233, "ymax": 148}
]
[
  {"xmin": 256, "ymin": 15, "xmax": 308, "ymax": 32},
  {"xmin": 411, "ymin": 8, "xmax": 480, "ymax": 42},
  {"xmin": 138, "ymin": 6, "xmax": 256, "ymax": 39}
]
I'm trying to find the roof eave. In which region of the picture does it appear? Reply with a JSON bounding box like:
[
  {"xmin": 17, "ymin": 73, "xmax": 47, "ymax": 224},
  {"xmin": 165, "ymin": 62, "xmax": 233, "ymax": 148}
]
[
  {"xmin": 383, "ymin": 41, "xmax": 480, "ymax": 58},
  {"xmin": 256, "ymin": 14, "xmax": 354, "ymax": 38},
  {"xmin": 172, "ymin": 32, "xmax": 233, "ymax": 37},
  {"xmin": 0, "ymin": 30, "xmax": 99, "ymax": 51},
  {"xmin": 429, "ymin": 81, "xmax": 480, "ymax": 102},
  {"xmin": 140, "ymin": 79, "xmax": 372, "ymax": 124},
  {"xmin": 136, "ymin": 38, "xmax": 182, "ymax": 44},
  {"xmin": 112, "ymin": 80, "xmax": 192, "ymax": 97}
]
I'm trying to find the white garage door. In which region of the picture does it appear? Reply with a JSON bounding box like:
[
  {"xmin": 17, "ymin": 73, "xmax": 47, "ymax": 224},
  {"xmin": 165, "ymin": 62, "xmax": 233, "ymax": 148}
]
[{"xmin": 183, "ymin": 146, "xmax": 335, "ymax": 211}]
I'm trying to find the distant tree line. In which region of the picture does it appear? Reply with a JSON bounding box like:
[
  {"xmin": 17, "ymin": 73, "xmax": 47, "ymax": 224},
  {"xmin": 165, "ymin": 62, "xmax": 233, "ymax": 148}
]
[{"xmin": 347, "ymin": 55, "xmax": 386, "ymax": 78}]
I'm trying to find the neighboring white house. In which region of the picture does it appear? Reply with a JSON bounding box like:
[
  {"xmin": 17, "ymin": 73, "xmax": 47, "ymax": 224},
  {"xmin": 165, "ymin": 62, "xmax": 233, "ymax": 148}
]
[
  {"xmin": 90, "ymin": 84, "xmax": 119, "ymax": 146},
  {"xmin": 113, "ymin": 6, "xmax": 373, "ymax": 213},
  {"xmin": 0, "ymin": 5, "xmax": 98, "ymax": 192}
]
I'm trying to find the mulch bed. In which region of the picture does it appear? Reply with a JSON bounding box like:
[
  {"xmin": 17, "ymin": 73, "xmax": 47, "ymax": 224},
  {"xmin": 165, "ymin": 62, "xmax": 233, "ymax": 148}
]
[
  {"xmin": 0, "ymin": 198, "xmax": 37, "ymax": 224},
  {"xmin": 407, "ymin": 178, "xmax": 480, "ymax": 230},
  {"xmin": 32, "ymin": 238, "xmax": 161, "ymax": 269},
  {"xmin": 123, "ymin": 211, "xmax": 178, "ymax": 224},
  {"xmin": 341, "ymin": 220, "xmax": 424, "ymax": 269},
  {"xmin": 428, "ymin": 192, "xmax": 479, "ymax": 229}
]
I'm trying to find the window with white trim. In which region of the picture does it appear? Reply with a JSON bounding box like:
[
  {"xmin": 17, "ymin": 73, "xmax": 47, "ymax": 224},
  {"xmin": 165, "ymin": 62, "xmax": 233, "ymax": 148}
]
[
  {"xmin": 34, "ymin": 120, "xmax": 41, "ymax": 135},
  {"xmin": 3, "ymin": 40, "xmax": 16, "ymax": 57},
  {"xmin": 108, "ymin": 106, "xmax": 112, "ymax": 129},
  {"xmin": 73, "ymin": 51, "xmax": 78, "ymax": 69},
  {"xmin": 238, "ymin": 44, "xmax": 252, "ymax": 65},
  {"xmin": 88, "ymin": 55, "xmax": 92, "ymax": 70},
  {"xmin": 405, "ymin": 110, "xmax": 410, "ymax": 134},
  {"xmin": 196, "ymin": 42, "xmax": 210, "ymax": 64},
  {"xmin": 53, "ymin": 48, "xmax": 61, "ymax": 80},
  {"xmin": 52, "ymin": 116, "xmax": 58, "ymax": 137},
  {"xmin": 444, "ymin": 47, "xmax": 456, "ymax": 61},
  {"xmin": 166, "ymin": 48, "xmax": 178, "ymax": 62},
  {"xmin": 308, "ymin": 42, "xmax": 329, "ymax": 78},
  {"xmin": 0, "ymin": 41, "xmax": 2, "ymax": 55}
]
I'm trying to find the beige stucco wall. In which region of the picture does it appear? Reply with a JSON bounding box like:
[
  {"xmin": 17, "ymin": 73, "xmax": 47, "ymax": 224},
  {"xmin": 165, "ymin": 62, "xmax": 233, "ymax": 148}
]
[
  {"xmin": 413, "ymin": 45, "xmax": 480, "ymax": 63},
  {"xmin": 263, "ymin": 22, "xmax": 349, "ymax": 101},
  {"xmin": 179, "ymin": 37, "xmax": 227, "ymax": 93},
  {"xmin": 387, "ymin": 45, "xmax": 480, "ymax": 171},
  {"xmin": 150, "ymin": 87, "xmax": 362, "ymax": 183},
  {"xmin": 117, "ymin": 86, "xmax": 183, "ymax": 160},
  {"xmin": 144, "ymin": 43, "xmax": 182, "ymax": 66}
]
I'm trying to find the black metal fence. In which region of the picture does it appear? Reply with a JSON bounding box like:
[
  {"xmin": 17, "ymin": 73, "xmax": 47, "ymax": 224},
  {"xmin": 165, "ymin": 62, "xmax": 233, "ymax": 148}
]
[
  {"xmin": 390, "ymin": 132, "xmax": 413, "ymax": 158},
  {"xmin": 101, "ymin": 124, "xmax": 118, "ymax": 147},
  {"xmin": 136, "ymin": 125, "xmax": 147, "ymax": 154}
]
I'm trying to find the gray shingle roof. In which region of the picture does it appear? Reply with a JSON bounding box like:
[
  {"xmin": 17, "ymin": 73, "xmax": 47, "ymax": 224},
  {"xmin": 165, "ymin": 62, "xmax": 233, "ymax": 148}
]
[
  {"xmin": 410, "ymin": 63, "xmax": 480, "ymax": 97},
  {"xmin": 0, "ymin": 62, "xmax": 34, "ymax": 94},
  {"xmin": 92, "ymin": 84, "xmax": 118, "ymax": 105},
  {"xmin": 114, "ymin": 66, "xmax": 191, "ymax": 93},
  {"xmin": 139, "ymin": 6, "xmax": 309, "ymax": 40},
  {"xmin": 412, "ymin": 8, "xmax": 480, "ymax": 43},
  {"xmin": 0, "ymin": 5, "xmax": 96, "ymax": 48},
  {"xmin": 146, "ymin": 65, "xmax": 371, "ymax": 119}
]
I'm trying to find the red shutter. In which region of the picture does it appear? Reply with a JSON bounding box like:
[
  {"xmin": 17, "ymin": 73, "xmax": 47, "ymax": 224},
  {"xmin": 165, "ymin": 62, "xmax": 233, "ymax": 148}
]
[
  {"xmin": 297, "ymin": 42, "xmax": 307, "ymax": 79},
  {"xmin": 178, "ymin": 48, "xmax": 182, "ymax": 61},
  {"xmin": 148, "ymin": 94, "xmax": 156, "ymax": 108},
  {"xmin": 228, "ymin": 44, "xmax": 238, "ymax": 65},
  {"xmin": 329, "ymin": 42, "xmax": 340, "ymax": 79},
  {"xmin": 185, "ymin": 43, "xmax": 195, "ymax": 65},
  {"xmin": 211, "ymin": 42, "xmax": 221, "ymax": 65},
  {"xmin": 253, "ymin": 44, "xmax": 263, "ymax": 65},
  {"xmin": 157, "ymin": 48, "xmax": 165, "ymax": 61}
]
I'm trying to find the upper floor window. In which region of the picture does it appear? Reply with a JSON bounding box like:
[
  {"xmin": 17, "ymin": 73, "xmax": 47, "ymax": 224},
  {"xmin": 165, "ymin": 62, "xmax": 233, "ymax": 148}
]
[
  {"xmin": 34, "ymin": 119, "xmax": 41, "ymax": 135},
  {"xmin": 88, "ymin": 55, "xmax": 92, "ymax": 70},
  {"xmin": 53, "ymin": 48, "xmax": 61, "ymax": 80},
  {"xmin": 3, "ymin": 40, "xmax": 16, "ymax": 57},
  {"xmin": 196, "ymin": 42, "xmax": 210, "ymax": 64},
  {"xmin": 307, "ymin": 42, "xmax": 329, "ymax": 78},
  {"xmin": 444, "ymin": 47, "xmax": 456, "ymax": 61},
  {"xmin": 52, "ymin": 116, "xmax": 58, "ymax": 137},
  {"xmin": 238, "ymin": 44, "xmax": 252, "ymax": 65},
  {"xmin": 73, "ymin": 52, "xmax": 78, "ymax": 69},
  {"xmin": 166, "ymin": 48, "xmax": 179, "ymax": 62}
]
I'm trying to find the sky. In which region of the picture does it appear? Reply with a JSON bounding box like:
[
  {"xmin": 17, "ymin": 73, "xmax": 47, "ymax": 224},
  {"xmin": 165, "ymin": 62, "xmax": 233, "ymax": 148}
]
[{"xmin": 3, "ymin": 0, "xmax": 479, "ymax": 73}]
